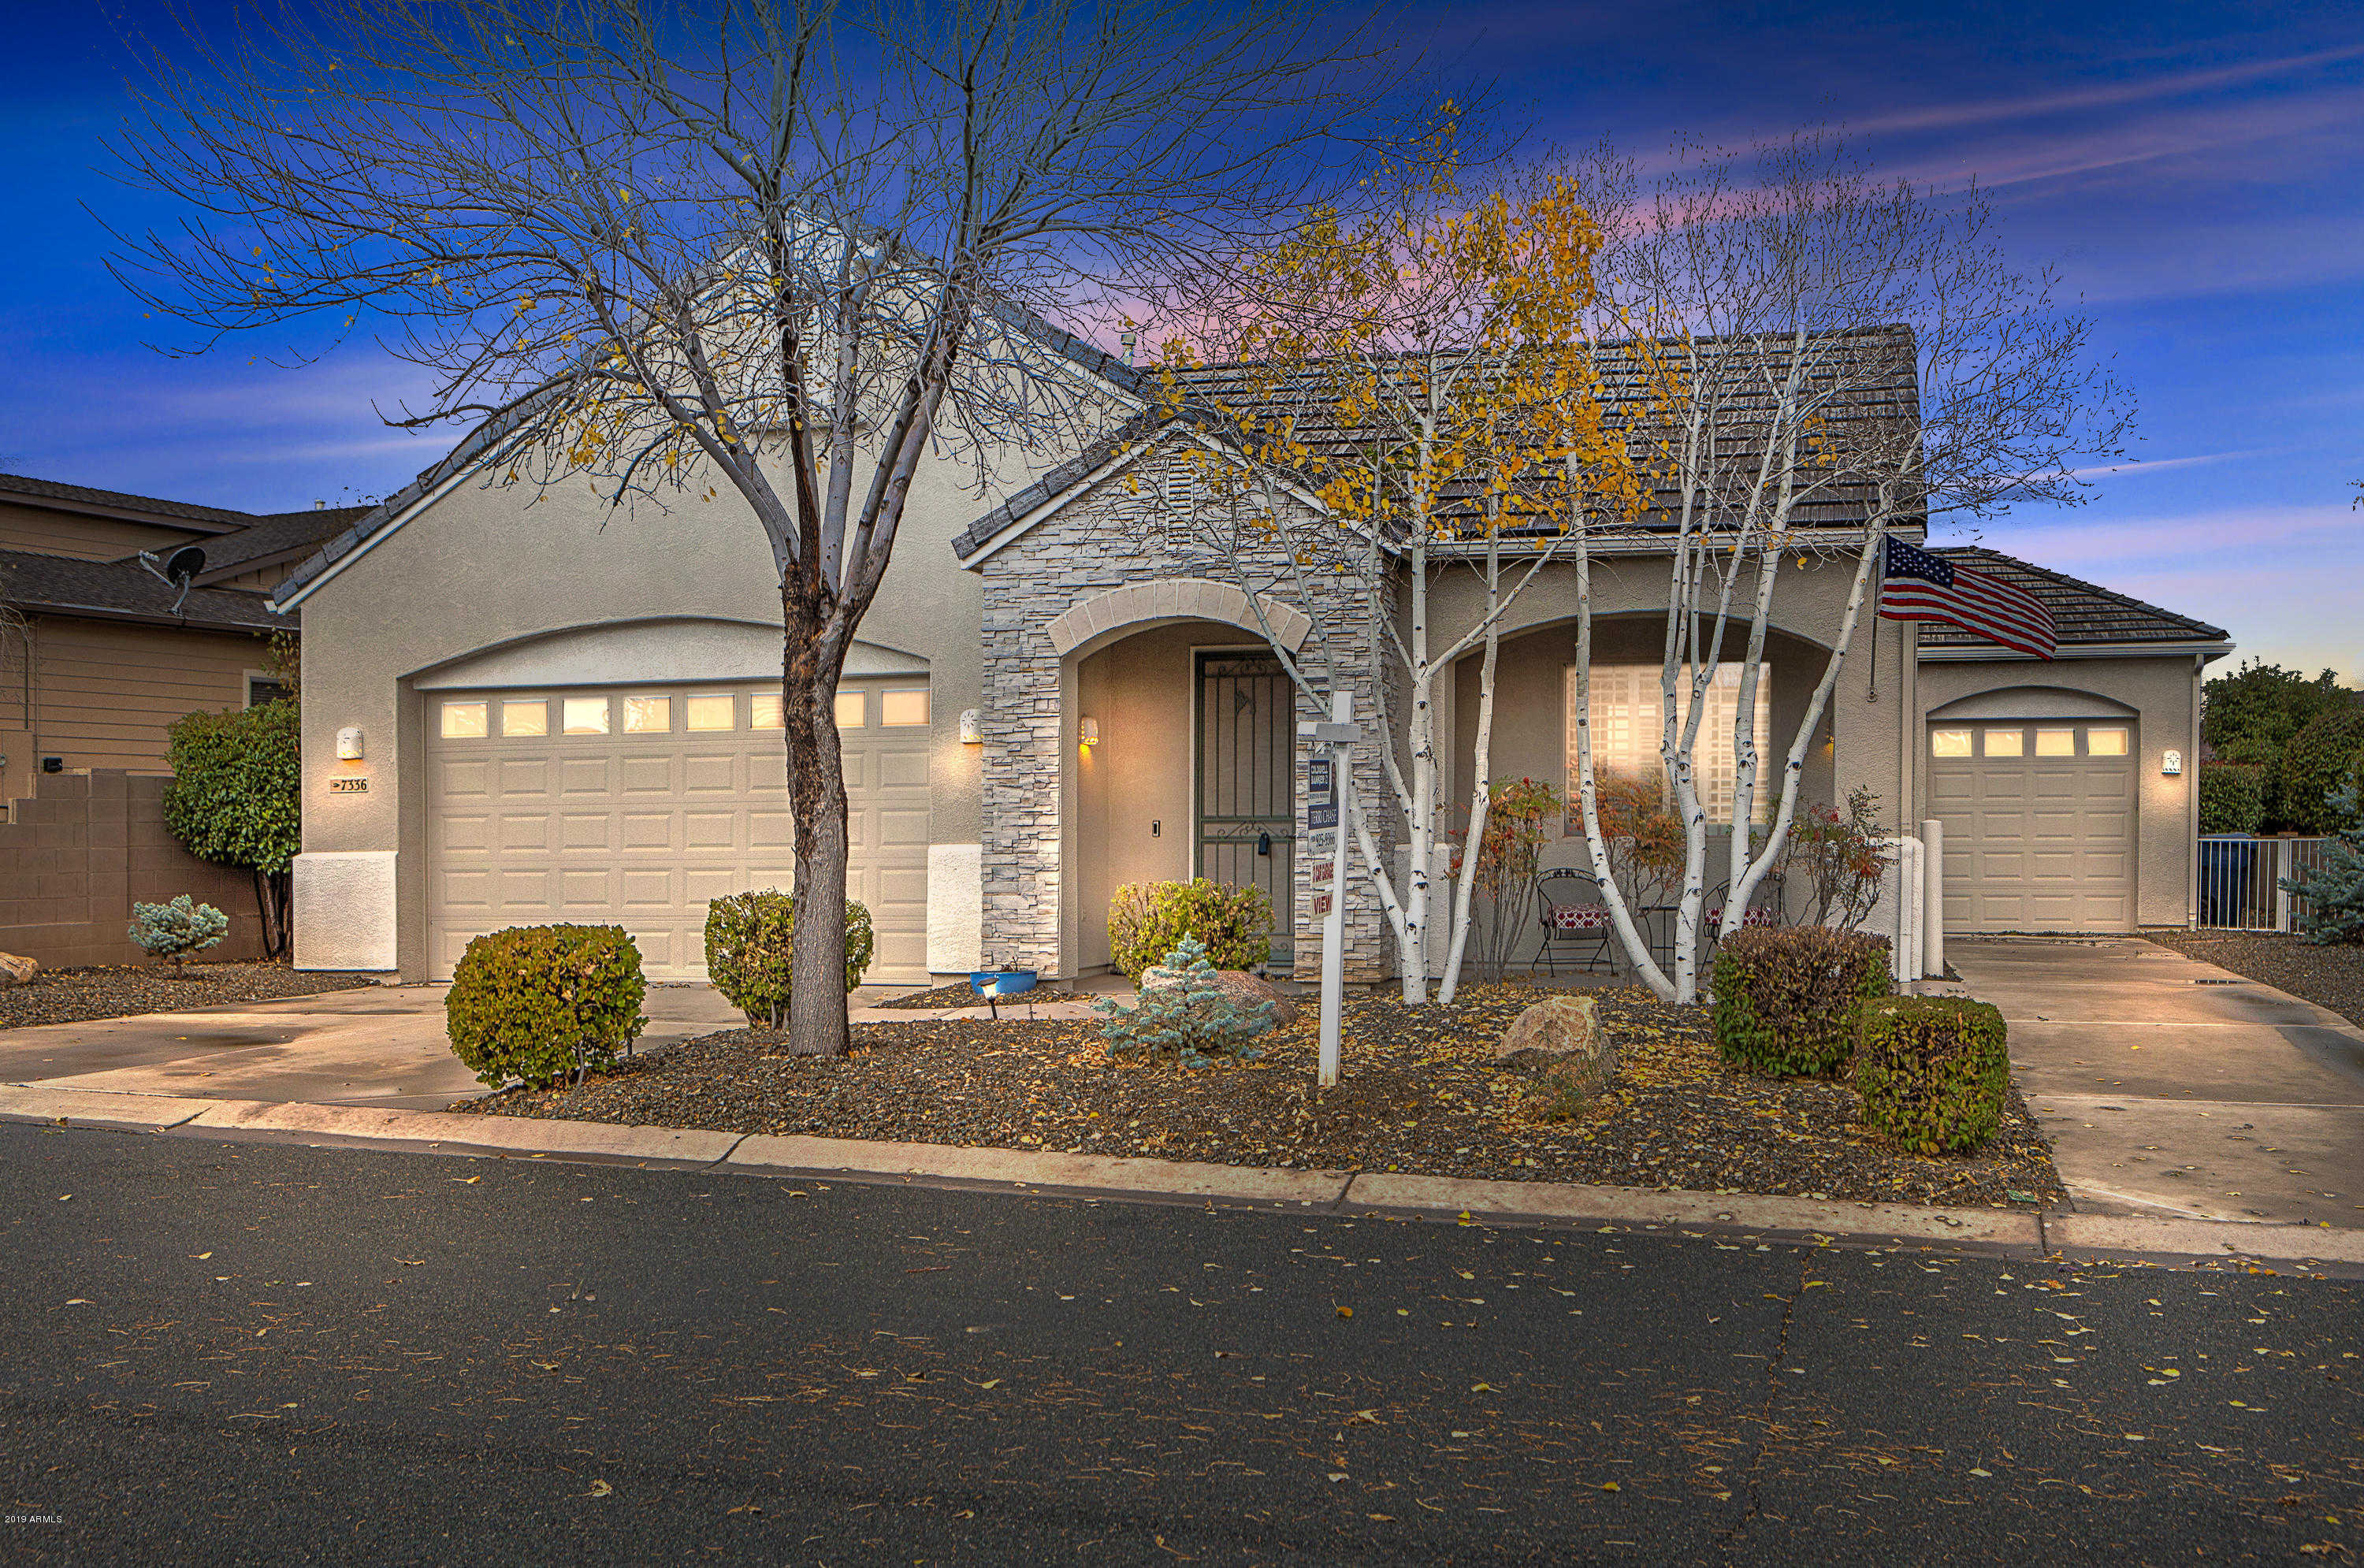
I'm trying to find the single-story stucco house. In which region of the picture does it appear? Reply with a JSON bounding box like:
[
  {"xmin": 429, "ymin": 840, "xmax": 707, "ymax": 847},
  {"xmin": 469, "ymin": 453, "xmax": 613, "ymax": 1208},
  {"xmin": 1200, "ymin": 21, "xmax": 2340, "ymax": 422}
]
[{"xmin": 274, "ymin": 325, "xmax": 2232, "ymax": 986}]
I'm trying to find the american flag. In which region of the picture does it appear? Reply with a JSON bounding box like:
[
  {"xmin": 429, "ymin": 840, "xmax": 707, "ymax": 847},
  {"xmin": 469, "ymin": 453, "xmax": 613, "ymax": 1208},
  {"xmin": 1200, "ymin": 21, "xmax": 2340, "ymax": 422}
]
[{"xmin": 1876, "ymin": 537, "xmax": 2057, "ymax": 659}]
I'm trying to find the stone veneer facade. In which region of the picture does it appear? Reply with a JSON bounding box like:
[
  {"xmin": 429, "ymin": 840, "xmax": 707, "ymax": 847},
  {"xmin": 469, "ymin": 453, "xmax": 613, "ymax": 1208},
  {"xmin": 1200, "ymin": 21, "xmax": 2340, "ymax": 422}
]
[{"xmin": 974, "ymin": 446, "xmax": 1400, "ymax": 982}]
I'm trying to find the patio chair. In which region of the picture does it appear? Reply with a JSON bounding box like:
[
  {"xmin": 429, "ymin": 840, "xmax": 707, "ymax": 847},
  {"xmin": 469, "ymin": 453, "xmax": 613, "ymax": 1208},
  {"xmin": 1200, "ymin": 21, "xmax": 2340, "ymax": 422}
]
[
  {"xmin": 1703, "ymin": 873, "xmax": 1786, "ymax": 949},
  {"xmin": 1534, "ymin": 868, "xmax": 1615, "ymax": 975}
]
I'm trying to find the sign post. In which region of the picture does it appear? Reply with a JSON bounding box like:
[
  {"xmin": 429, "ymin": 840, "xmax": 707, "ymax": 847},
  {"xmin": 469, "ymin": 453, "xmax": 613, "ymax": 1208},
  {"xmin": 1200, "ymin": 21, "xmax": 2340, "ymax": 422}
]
[{"xmin": 1298, "ymin": 692, "xmax": 1358, "ymax": 1089}]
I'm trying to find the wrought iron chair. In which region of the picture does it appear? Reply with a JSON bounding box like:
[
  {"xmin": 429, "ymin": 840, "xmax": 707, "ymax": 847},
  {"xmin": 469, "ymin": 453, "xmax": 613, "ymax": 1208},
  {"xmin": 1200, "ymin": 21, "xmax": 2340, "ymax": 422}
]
[
  {"xmin": 1703, "ymin": 873, "xmax": 1787, "ymax": 950},
  {"xmin": 1534, "ymin": 868, "xmax": 1615, "ymax": 974}
]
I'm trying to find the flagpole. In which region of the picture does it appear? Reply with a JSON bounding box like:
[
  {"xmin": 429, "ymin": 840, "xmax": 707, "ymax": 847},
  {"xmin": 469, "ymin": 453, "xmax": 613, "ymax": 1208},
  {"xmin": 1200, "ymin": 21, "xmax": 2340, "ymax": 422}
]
[{"xmin": 1866, "ymin": 536, "xmax": 1883, "ymax": 704}]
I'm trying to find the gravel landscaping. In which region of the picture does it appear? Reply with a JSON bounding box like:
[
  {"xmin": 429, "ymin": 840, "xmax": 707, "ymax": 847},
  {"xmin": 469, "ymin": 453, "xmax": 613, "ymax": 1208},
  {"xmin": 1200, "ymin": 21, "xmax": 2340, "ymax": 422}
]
[
  {"xmin": 868, "ymin": 980, "xmax": 1075, "ymax": 1011},
  {"xmin": 0, "ymin": 960, "xmax": 377, "ymax": 1029},
  {"xmin": 2143, "ymin": 928, "xmax": 2364, "ymax": 1031},
  {"xmin": 458, "ymin": 982, "xmax": 2068, "ymax": 1209}
]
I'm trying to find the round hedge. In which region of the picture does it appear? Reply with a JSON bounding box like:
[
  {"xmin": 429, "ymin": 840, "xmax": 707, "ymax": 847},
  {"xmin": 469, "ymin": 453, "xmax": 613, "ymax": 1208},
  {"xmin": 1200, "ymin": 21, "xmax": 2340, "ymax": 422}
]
[
  {"xmin": 703, "ymin": 890, "xmax": 873, "ymax": 1029},
  {"xmin": 1853, "ymin": 996, "xmax": 2009, "ymax": 1154},
  {"xmin": 445, "ymin": 924, "xmax": 649, "ymax": 1090}
]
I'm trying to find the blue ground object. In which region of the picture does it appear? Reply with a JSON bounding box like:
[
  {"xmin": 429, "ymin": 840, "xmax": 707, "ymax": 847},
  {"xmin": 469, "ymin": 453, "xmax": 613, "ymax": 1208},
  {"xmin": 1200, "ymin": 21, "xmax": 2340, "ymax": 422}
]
[{"xmin": 968, "ymin": 969, "xmax": 1038, "ymax": 1019}]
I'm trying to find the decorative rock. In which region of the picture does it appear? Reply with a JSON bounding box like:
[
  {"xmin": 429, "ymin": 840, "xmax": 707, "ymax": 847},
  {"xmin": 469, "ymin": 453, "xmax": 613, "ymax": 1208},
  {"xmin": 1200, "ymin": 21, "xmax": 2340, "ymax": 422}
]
[
  {"xmin": 1211, "ymin": 970, "xmax": 1298, "ymax": 1028},
  {"xmin": 1135, "ymin": 966, "xmax": 1295, "ymax": 1031},
  {"xmin": 1496, "ymin": 994, "xmax": 1615, "ymax": 1094},
  {"xmin": 0, "ymin": 953, "xmax": 36, "ymax": 987}
]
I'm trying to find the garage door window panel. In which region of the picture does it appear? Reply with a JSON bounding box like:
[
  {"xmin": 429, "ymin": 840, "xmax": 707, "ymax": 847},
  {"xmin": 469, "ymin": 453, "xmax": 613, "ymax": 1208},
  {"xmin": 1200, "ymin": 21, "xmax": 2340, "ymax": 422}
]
[
  {"xmin": 441, "ymin": 700, "xmax": 489, "ymax": 739},
  {"xmin": 1983, "ymin": 728, "xmax": 2023, "ymax": 757},
  {"xmin": 2086, "ymin": 726, "xmax": 2128, "ymax": 756},
  {"xmin": 835, "ymin": 691, "xmax": 866, "ymax": 729},
  {"xmin": 624, "ymin": 696, "xmax": 673, "ymax": 734},
  {"xmin": 501, "ymin": 700, "xmax": 549, "ymax": 737},
  {"xmin": 686, "ymin": 693, "xmax": 735, "ymax": 731},
  {"xmin": 2035, "ymin": 728, "xmax": 2076, "ymax": 757},
  {"xmin": 563, "ymin": 697, "xmax": 610, "ymax": 735},
  {"xmin": 881, "ymin": 689, "xmax": 929, "ymax": 727}
]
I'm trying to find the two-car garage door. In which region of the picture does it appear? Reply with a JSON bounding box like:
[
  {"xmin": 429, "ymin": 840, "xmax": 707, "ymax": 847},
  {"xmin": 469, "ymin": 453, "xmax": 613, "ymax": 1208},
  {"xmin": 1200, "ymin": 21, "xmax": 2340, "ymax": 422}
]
[
  {"xmin": 1927, "ymin": 718, "xmax": 2135, "ymax": 933},
  {"xmin": 426, "ymin": 680, "xmax": 931, "ymax": 982}
]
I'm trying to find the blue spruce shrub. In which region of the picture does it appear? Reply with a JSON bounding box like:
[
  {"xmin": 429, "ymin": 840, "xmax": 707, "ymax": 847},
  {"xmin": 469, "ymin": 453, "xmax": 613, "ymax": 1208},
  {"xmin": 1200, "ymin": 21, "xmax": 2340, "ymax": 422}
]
[
  {"xmin": 2284, "ymin": 781, "xmax": 2364, "ymax": 946},
  {"xmin": 128, "ymin": 894, "xmax": 229, "ymax": 965},
  {"xmin": 1095, "ymin": 935, "xmax": 1274, "ymax": 1068}
]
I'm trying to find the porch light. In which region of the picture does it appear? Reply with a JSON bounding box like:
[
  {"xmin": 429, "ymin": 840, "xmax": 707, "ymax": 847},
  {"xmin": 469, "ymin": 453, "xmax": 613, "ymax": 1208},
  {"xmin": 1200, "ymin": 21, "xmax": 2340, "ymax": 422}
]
[
  {"xmin": 336, "ymin": 726, "xmax": 364, "ymax": 760},
  {"xmin": 959, "ymin": 708, "xmax": 983, "ymax": 745},
  {"xmin": 1078, "ymin": 717, "xmax": 1101, "ymax": 749}
]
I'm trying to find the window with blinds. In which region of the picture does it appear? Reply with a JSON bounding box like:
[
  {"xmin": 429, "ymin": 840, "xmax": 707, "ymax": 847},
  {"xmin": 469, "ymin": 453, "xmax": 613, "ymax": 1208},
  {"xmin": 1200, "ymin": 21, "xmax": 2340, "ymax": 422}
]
[{"xmin": 1563, "ymin": 663, "xmax": 1776, "ymax": 826}]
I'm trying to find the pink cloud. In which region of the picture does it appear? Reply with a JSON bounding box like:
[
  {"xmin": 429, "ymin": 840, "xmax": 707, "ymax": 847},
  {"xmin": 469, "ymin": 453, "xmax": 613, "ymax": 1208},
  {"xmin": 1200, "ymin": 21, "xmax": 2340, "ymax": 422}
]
[{"xmin": 1851, "ymin": 41, "xmax": 2364, "ymax": 137}]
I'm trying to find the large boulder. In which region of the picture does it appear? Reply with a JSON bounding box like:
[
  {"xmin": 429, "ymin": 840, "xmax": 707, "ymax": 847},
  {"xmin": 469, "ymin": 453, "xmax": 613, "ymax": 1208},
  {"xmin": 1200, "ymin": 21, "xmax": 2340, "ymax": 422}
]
[
  {"xmin": 1496, "ymin": 994, "xmax": 1615, "ymax": 1097},
  {"xmin": 0, "ymin": 953, "xmax": 36, "ymax": 987},
  {"xmin": 1137, "ymin": 965, "xmax": 1298, "ymax": 1030}
]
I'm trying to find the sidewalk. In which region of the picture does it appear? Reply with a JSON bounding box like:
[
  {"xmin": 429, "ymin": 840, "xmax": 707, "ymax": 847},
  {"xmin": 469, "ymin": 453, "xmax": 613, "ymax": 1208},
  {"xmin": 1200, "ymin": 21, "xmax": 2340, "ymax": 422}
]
[
  {"xmin": 1945, "ymin": 935, "xmax": 2364, "ymax": 1228},
  {"xmin": 6, "ymin": 1082, "xmax": 2360, "ymax": 1275}
]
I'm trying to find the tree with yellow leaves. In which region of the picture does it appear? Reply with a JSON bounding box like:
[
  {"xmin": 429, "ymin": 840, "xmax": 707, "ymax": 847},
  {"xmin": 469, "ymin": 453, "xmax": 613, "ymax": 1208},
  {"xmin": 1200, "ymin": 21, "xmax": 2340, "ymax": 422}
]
[{"xmin": 1153, "ymin": 135, "xmax": 1640, "ymax": 1002}]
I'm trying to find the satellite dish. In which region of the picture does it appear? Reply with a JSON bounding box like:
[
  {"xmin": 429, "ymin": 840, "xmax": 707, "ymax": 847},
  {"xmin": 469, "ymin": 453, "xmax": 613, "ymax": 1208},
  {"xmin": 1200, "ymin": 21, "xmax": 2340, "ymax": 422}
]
[{"xmin": 136, "ymin": 545, "xmax": 209, "ymax": 615}]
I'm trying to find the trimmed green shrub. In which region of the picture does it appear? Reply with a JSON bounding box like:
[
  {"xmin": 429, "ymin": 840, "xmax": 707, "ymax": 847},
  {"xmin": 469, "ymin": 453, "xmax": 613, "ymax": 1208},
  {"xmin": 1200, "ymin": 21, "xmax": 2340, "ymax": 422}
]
[
  {"xmin": 163, "ymin": 698, "xmax": 300, "ymax": 957},
  {"xmin": 445, "ymin": 924, "xmax": 649, "ymax": 1090},
  {"xmin": 2197, "ymin": 762, "xmax": 2266, "ymax": 835},
  {"xmin": 128, "ymin": 894, "xmax": 229, "ymax": 966},
  {"xmin": 703, "ymin": 890, "xmax": 874, "ymax": 1028},
  {"xmin": 1106, "ymin": 879, "xmax": 1273, "ymax": 984},
  {"xmin": 1853, "ymin": 996, "xmax": 2010, "ymax": 1154},
  {"xmin": 2275, "ymin": 703, "xmax": 2364, "ymax": 834},
  {"xmin": 1095, "ymin": 935, "xmax": 1273, "ymax": 1066},
  {"xmin": 1710, "ymin": 926, "xmax": 1892, "ymax": 1077}
]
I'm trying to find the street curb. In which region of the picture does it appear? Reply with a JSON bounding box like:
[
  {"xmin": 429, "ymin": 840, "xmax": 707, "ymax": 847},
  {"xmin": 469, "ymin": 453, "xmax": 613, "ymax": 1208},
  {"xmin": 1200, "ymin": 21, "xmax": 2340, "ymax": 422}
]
[
  {"xmin": 8, "ymin": 1083, "xmax": 2364, "ymax": 1268},
  {"xmin": 725, "ymin": 1132, "xmax": 1350, "ymax": 1209},
  {"xmin": 1340, "ymin": 1172, "xmax": 2042, "ymax": 1250}
]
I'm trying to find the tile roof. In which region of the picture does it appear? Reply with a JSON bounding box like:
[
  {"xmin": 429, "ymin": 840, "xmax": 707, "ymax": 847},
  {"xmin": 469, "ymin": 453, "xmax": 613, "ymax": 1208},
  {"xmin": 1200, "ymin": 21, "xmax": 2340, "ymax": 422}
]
[
  {"xmin": 1924, "ymin": 547, "xmax": 2229, "ymax": 650},
  {"xmin": 0, "ymin": 548, "xmax": 285, "ymax": 633},
  {"xmin": 952, "ymin": 327, "xmax": 1924, "ymax": 563}
]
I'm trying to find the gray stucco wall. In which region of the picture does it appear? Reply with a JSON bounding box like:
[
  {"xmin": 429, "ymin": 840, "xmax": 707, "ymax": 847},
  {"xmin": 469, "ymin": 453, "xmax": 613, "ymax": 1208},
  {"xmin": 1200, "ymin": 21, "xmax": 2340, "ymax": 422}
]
[{"xmin": 1914, "ymin": 653, "xmax": 2204, "ymax": 929}]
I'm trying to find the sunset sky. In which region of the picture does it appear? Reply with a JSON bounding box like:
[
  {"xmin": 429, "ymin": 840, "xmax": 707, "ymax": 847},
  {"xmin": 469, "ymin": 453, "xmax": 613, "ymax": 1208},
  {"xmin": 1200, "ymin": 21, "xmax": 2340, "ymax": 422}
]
[{"xmin": 3, "ymin": 0, "xmax": 2356, "ymax": 676}]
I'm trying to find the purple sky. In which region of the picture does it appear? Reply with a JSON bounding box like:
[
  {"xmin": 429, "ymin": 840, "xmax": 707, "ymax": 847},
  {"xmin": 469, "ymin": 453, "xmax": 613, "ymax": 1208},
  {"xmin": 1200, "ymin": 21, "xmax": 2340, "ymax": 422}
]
[{"xmin": 3, "ymin": 0, "xmax": 2357, "ymax": 677}]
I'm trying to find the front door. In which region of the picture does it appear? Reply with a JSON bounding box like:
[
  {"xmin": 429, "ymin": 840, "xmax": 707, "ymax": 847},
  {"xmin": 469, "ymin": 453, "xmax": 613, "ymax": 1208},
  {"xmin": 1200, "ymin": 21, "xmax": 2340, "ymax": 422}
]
[{"xmin": 1195, "ymin": 651, "xmax": 1295, "ymax": 972}]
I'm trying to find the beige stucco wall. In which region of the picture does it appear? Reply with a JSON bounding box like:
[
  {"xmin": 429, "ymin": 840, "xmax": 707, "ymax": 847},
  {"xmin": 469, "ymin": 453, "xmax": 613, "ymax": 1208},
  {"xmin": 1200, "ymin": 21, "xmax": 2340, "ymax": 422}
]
[
  {"xmin": 293, "ymin": 437, "xmax": 1024, "ymax": 975},
  {"xmin": 1914, "ymin": 654, "xmax": 2204, "ymax": 929},
  {"xmin": 1423, "ymin": 551, "xmax": 1914, "ymax": 853},
  {"xmin": 1072, "ymin": 620, "xmax": 1254, "ymax": 972}
]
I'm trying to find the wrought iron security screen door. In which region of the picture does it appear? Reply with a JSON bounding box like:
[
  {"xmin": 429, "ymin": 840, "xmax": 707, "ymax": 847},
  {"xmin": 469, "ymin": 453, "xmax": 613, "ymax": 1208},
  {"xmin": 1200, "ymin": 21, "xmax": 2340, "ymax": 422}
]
[{"xmin": 1195, "ymin": 651, "xmax": 1295, "ymax": 971}]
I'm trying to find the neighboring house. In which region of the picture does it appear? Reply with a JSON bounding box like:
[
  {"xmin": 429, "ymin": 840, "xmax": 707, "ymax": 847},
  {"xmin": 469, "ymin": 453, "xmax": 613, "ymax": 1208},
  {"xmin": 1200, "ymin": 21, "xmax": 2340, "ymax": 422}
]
[
  {"xmin": 0, "ymin": 473, "xmax": 363, "ymax": 967},
  {"xmin": 273, "ymin": 332, "xmax": 2232, "ymax": 987}
]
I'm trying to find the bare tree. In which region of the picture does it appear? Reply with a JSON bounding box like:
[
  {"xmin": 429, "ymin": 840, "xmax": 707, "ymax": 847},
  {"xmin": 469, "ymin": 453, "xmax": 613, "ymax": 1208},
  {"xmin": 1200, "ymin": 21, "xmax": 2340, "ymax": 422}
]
[
  {"xmin": 108, "ymin": 0, "xmax": 1407, "ymax": 1053},
  {"xmin": 1563, "ymin": 129, "xmax": 2134, "ymax": 1002}
]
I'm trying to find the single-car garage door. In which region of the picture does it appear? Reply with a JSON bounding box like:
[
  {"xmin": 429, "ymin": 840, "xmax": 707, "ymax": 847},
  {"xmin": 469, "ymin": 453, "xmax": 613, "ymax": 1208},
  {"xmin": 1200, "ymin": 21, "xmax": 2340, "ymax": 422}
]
[
  {"xmin": 427, "ymin": 680, "xmax": 931, "ymax": 982},
  {"xmin": 1927, "ymin": 718, "xmax": 2135, "ymax": 933}
]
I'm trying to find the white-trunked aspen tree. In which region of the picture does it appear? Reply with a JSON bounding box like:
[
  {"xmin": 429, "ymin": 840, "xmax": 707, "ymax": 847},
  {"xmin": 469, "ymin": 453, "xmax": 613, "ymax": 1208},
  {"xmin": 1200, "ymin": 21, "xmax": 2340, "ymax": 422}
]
[
  {"xmin": 1150, "ymin": 142, "xmax": 1637, "ymax": 1001},
  {"xmin": 108, "ymin": 0, "xmax": 1411, "ymax": 1054},
  {"xmin": 1562, "ymin": 130, "xmax": 2133, "ymax": 1003}
]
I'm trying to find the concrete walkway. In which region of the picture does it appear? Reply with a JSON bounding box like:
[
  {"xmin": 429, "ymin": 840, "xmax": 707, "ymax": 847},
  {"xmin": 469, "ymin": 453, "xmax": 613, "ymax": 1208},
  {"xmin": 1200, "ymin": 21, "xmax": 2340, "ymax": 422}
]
[
  {"xmin": 0, "ymin": 983, "xmax": 745, "ymax": 1109},
  {"xmin": 1947, "ymin": 935, "xmax": 2364, "ymax": 1228}
]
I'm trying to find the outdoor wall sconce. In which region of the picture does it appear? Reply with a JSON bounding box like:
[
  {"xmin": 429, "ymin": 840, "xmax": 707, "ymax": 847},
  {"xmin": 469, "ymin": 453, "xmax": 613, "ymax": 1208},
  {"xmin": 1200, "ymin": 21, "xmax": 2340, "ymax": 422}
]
[
  {"xmin": 2161, "ymin": 749, "xmax": 2182, "ymax": 776},
  {"xmin": 336, "ymin": 726, "xmax": 365, "ymax": 761},
  {"xmin": 958, "ymin": 708, "xmax": 983, "ymax": 745},
  {"xmin": 1078, "ymin": 717, "xmax": 1101, "ymax": 749}
]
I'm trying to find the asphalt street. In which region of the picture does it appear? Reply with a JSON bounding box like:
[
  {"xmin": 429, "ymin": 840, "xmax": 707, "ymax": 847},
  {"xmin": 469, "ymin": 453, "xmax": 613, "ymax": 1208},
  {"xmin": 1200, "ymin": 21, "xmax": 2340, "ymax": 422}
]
[{"xmin": 2, "ymin": 1123, "xmax": 2357, "ymax": 1566}]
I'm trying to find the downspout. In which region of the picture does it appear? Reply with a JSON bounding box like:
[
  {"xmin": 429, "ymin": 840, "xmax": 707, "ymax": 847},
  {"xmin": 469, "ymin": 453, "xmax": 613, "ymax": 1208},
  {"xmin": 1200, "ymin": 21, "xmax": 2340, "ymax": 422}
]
[{"xmin": 2186, "ymin": 652, "xmax": 2202, "ymax": 929}]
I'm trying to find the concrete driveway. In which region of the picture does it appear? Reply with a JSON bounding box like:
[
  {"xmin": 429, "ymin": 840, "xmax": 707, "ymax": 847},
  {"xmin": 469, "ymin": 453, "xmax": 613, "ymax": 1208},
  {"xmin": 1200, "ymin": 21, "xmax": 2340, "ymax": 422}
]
[
  {"xmin": 1949, "ymin": 936, "xmax": 2364, "ymax": 1227},
  {"xmin": 0, "ymin": 983, "xmax": 746, "ymax": 1109}
]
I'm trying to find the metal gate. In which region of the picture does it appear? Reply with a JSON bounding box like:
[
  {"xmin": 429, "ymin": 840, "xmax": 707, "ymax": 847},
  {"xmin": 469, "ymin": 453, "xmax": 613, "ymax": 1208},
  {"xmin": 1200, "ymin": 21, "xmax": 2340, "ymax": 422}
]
[
  {"xmin": 2197, "ymin": 835, "xmax": 2332, "ymax": 931},
  {"xmin": 1195, "ymin": 651, "xmax": 1295, "ymax": 971}
]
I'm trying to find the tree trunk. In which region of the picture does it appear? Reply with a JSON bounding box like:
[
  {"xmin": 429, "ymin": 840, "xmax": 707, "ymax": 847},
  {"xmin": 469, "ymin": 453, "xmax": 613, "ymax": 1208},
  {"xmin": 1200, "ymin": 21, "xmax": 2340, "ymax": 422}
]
[
  {"xmin": 251, "ymin": 867, "xmax": 290, "ymax": 960},
  {"xmin": 782, "ymin": 585, "xmax": 853, "ymax": 1058}
]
